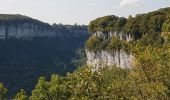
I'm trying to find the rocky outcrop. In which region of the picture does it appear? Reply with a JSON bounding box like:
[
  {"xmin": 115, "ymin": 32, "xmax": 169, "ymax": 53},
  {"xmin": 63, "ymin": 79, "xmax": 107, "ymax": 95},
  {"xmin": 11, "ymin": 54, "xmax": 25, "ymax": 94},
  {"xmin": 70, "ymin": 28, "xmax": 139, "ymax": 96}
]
[
  {"xmin": 86, "ymin": 31, "xmax": 133, "ymax": 69},
  {"xmin": 0, "ymin": 23, "xmax": 56, "ymax": 39},
  {"xmin": 0, "ymin": 14, "xmax": 89, "ymax": 39},
  {"xmin": 86, "ymin": 50, "xmax": 133, "ymax": 69},
  {"xmin": 93, "ymin": 31, "xmax": 132, "ymax": 42}
]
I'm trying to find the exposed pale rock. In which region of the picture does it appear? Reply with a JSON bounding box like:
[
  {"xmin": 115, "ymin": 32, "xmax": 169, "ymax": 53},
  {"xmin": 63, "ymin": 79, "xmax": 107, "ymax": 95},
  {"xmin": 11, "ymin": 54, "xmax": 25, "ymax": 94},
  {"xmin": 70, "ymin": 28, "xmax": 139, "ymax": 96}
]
[
  {"xmin": 0, "ymin": 23, "xmax": 57, "ymax": 39},
  {"xmin": 86, "ymin": 50, "xmax": 133, "ymax": 69},
  {"xmin": 94, "ymin": 31, "xmax": 132, "ymax": 42},
  {"xmin": 86, "ymin": 31, "xmax": 133, "ymax": 69}
]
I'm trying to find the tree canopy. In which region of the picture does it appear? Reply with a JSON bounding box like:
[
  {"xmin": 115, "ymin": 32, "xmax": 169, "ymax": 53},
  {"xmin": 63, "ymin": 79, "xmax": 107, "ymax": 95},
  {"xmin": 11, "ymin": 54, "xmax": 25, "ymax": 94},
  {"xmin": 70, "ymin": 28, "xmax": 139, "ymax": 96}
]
[{"xmin": 88, "ymin": 7, "xmax": 170, "ymax": 39}]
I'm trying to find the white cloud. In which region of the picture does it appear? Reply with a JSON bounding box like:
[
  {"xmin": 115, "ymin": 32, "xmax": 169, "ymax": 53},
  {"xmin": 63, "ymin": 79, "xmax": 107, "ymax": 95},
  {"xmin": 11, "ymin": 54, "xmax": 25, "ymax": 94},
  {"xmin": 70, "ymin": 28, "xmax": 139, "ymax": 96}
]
[{"xmin": 120, "ymin": 0, "xmax": 141, "ymax": 7}]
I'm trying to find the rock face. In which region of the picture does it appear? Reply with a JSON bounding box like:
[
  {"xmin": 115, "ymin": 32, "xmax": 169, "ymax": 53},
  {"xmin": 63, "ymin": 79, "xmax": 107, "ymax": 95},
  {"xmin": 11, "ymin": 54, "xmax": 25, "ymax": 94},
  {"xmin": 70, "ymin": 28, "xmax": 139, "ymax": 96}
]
[
  {"xmin": 0, "ymin": 14, "xmax": 60, "ymax": 39},
  {"xmin": 86, "ymin": 50, "xmax": 133, "ymax": 69},
  {"xmin": 86, "ymin": 31, "xmax": 133, "ymax": 69},
  {"xmin": 0, "ymin": 23, "xmax": 56, "ymax": 39},
  {"xmin": 93, "ymin": 31, "xmax": 132, "ymax": 41},
  {"xmin": 0, "ymin": 14, "xmax": 88, "ymax": 39}
]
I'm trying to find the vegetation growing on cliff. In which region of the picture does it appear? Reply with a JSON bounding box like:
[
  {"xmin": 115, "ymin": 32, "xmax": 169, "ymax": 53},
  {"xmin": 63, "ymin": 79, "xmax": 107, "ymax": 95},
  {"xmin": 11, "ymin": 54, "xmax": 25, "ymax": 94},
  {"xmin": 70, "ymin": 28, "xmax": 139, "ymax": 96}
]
[
  {"xmin": 86, "ymin": 8, "xmax": 170, "ymax": 52},
  {"xmin": 86, "ymin": 35, "xmax": 130, "ymax": 53},
  {"xmin": 85, "ymin": 35, "xmax": 104, "ymax": 52},
  {"xmin": 162, "ymin": 16, "xmax": 170, "ymax": 42}
]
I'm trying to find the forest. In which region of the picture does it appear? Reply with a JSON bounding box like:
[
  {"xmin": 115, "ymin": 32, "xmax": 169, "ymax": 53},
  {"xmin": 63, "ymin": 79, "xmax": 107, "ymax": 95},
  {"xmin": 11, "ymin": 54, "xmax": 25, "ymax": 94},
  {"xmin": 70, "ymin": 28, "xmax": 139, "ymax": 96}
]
[
  {"xmin": 0, "ymin": 23, "xmax": 88, "ymax": 97},
  {"xmin": 1, "ymin": 36, "xmax": 169, "ymax": 99},
  {"xmin": 88, "ymin": 7, "xmax": 170, "ymax": 39}
]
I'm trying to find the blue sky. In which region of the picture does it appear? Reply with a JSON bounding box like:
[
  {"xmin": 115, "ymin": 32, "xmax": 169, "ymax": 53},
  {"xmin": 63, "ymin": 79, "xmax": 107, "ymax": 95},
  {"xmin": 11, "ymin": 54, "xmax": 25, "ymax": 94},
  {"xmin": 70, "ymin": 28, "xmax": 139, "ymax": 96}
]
[{"xmin": 0, "ymin": 0, "xmax": 170, "ymax": 25}]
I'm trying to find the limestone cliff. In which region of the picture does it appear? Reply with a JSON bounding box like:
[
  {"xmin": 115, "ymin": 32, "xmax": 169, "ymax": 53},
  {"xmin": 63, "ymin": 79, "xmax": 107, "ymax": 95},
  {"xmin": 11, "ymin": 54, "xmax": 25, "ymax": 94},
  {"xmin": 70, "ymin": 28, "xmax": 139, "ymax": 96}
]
[
  {"xmin": 0, "ymin": 14, "xmax": 88, "ymax": 39},
  {"xmin": 86, "ymin": 8, "xmax": 170, "ymax": 69},
  {"xmin": 0, "ymin": 24, "xmax": 56, "ymax": 39},
  {"xmin": 86, "ymin": 31, "xmax": 133, "ymax": 69},
  {"xmin": 0, "ymin": 14, "xmax": 57, "ymax": 39}
]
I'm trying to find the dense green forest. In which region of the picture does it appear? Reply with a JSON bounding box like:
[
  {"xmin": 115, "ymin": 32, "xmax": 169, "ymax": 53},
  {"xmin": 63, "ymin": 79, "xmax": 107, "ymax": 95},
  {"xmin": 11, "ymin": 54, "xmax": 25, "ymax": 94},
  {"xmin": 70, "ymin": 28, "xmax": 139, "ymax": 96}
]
[
  {"xmin": 88, "ymin": 7, "xmax": 170, "ymax": 39},
  {"xmin": 0, "ymin": 7, "xmax": 170, "ymax": 99},
  {"xmin": 1, "ymin": 36, "xmax": 169, "ymax": 99}
]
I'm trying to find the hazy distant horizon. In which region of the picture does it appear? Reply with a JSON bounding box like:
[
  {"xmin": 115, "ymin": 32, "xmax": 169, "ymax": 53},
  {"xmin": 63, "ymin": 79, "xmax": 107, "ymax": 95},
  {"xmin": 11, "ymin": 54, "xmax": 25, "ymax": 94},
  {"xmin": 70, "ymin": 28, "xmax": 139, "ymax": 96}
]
[{"xmin": 0, "ymin": 0, "xmax": 170, "ymax": 25}]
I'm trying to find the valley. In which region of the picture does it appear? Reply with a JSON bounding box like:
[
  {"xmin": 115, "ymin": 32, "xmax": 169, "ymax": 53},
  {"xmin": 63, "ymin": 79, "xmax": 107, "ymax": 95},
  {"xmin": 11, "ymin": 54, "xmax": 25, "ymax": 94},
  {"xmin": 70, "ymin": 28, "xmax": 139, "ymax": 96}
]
[{"xmin": 0, "ymin": 7, "xmax": 170, "ymax": 100}]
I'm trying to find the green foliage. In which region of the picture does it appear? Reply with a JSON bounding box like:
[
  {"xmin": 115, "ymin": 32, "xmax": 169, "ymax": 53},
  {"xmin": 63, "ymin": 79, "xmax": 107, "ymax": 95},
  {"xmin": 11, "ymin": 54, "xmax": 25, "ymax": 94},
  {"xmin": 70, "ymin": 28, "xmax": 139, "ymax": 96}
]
[
  {"xmin": 85, "ymin": 36, "xmax": 104, "ymax": 52},
  {"xmin": 125, "ymin": 15, "xmax": 141, "ymax": 39},
  {"xmin": 106, "ymin": 36, "xmax": 130, "ymax": 52},
  {"xmin": 13, "ymin": 89, "xmax": 28, "ymax": 100},
  {"xmin": 125, "ymin": 11, "xmax": 167, "ymax": 39},
  {"xmin": 28, "ymin": 44, "xmax": 170, "ymax": 99},
  {"xmin": 86, "ymin": 35, "xmax": 130, "ymax": 52},
  {"xmin": 129, "ymin": 45, "xmax": 170, "ymax": 99},
  {"xmin": 162, "ymin": 17, "xmax": 170, "ymax": 42},
  {"xmin": 88, "ymin": 7, "xmax": 170, "ymax": 39},
  {"xmin": 30, "ymin": 75, "xmax": 69, "ymax": 100},
  {"xmin": 88, "ymin": 15, "xmax": 120, "ymax": 33},
  {"xmin": 0, "ymin": 83, "xmax": 7, "ymax": 100},
  {"xmin": 134, "ymin": 34, "xmax": 164, "ymax": 48},
  {"xmin": 88, "ymin": 20, "xmax": 96, "ymax": 33},
  {"xmin": 88, "ymin": 15, "xmax": 127, "ymax": 33},
  {"xmin": 29, "ymin": 66, "xmax": 129, "ymax": 100},
  {"xmin": 71, "ymin": 48, "xmax": 87, "ymax": 67},
  {"xmin": 52, "ymin": 23, "xmax": 87, "ymax": 33},
  {"xmin": 29, "ymin": 77, "xmax": 50, "ymax": 100},
  {"xmin": 114, "ymin": 17, "xmax": 127, "ymax": 32},
  {"xmin": 2, "ymin": 41, "xmax": 170, "ymax": 99},
  {"xmin": 162, "ymin": 19, "xmax": 170, "ymax": 32}
]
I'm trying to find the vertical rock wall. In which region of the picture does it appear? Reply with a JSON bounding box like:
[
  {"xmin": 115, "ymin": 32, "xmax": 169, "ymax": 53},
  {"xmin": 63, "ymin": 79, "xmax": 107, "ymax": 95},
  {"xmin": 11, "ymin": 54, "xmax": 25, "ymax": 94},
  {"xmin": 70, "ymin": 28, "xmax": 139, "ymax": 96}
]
[
  {"xmin": 0, "ymin": 23, "xmax": 56, "ymax": 39},
  {"xmin": 86, "ymin": 50, "xmax": 133, "ymax": 69},
  {"xmin": 86, "ymin": 31, "xmax": 133, "ymax": 69}
]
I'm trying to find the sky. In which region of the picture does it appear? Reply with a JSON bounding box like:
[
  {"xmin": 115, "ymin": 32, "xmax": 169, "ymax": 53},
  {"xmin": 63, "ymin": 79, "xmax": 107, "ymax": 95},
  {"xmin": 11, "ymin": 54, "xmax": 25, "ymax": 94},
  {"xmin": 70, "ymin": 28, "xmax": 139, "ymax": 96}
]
[{"xmin": 0, "ymin": 0, "xmax": 170, "ymax": 25}]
